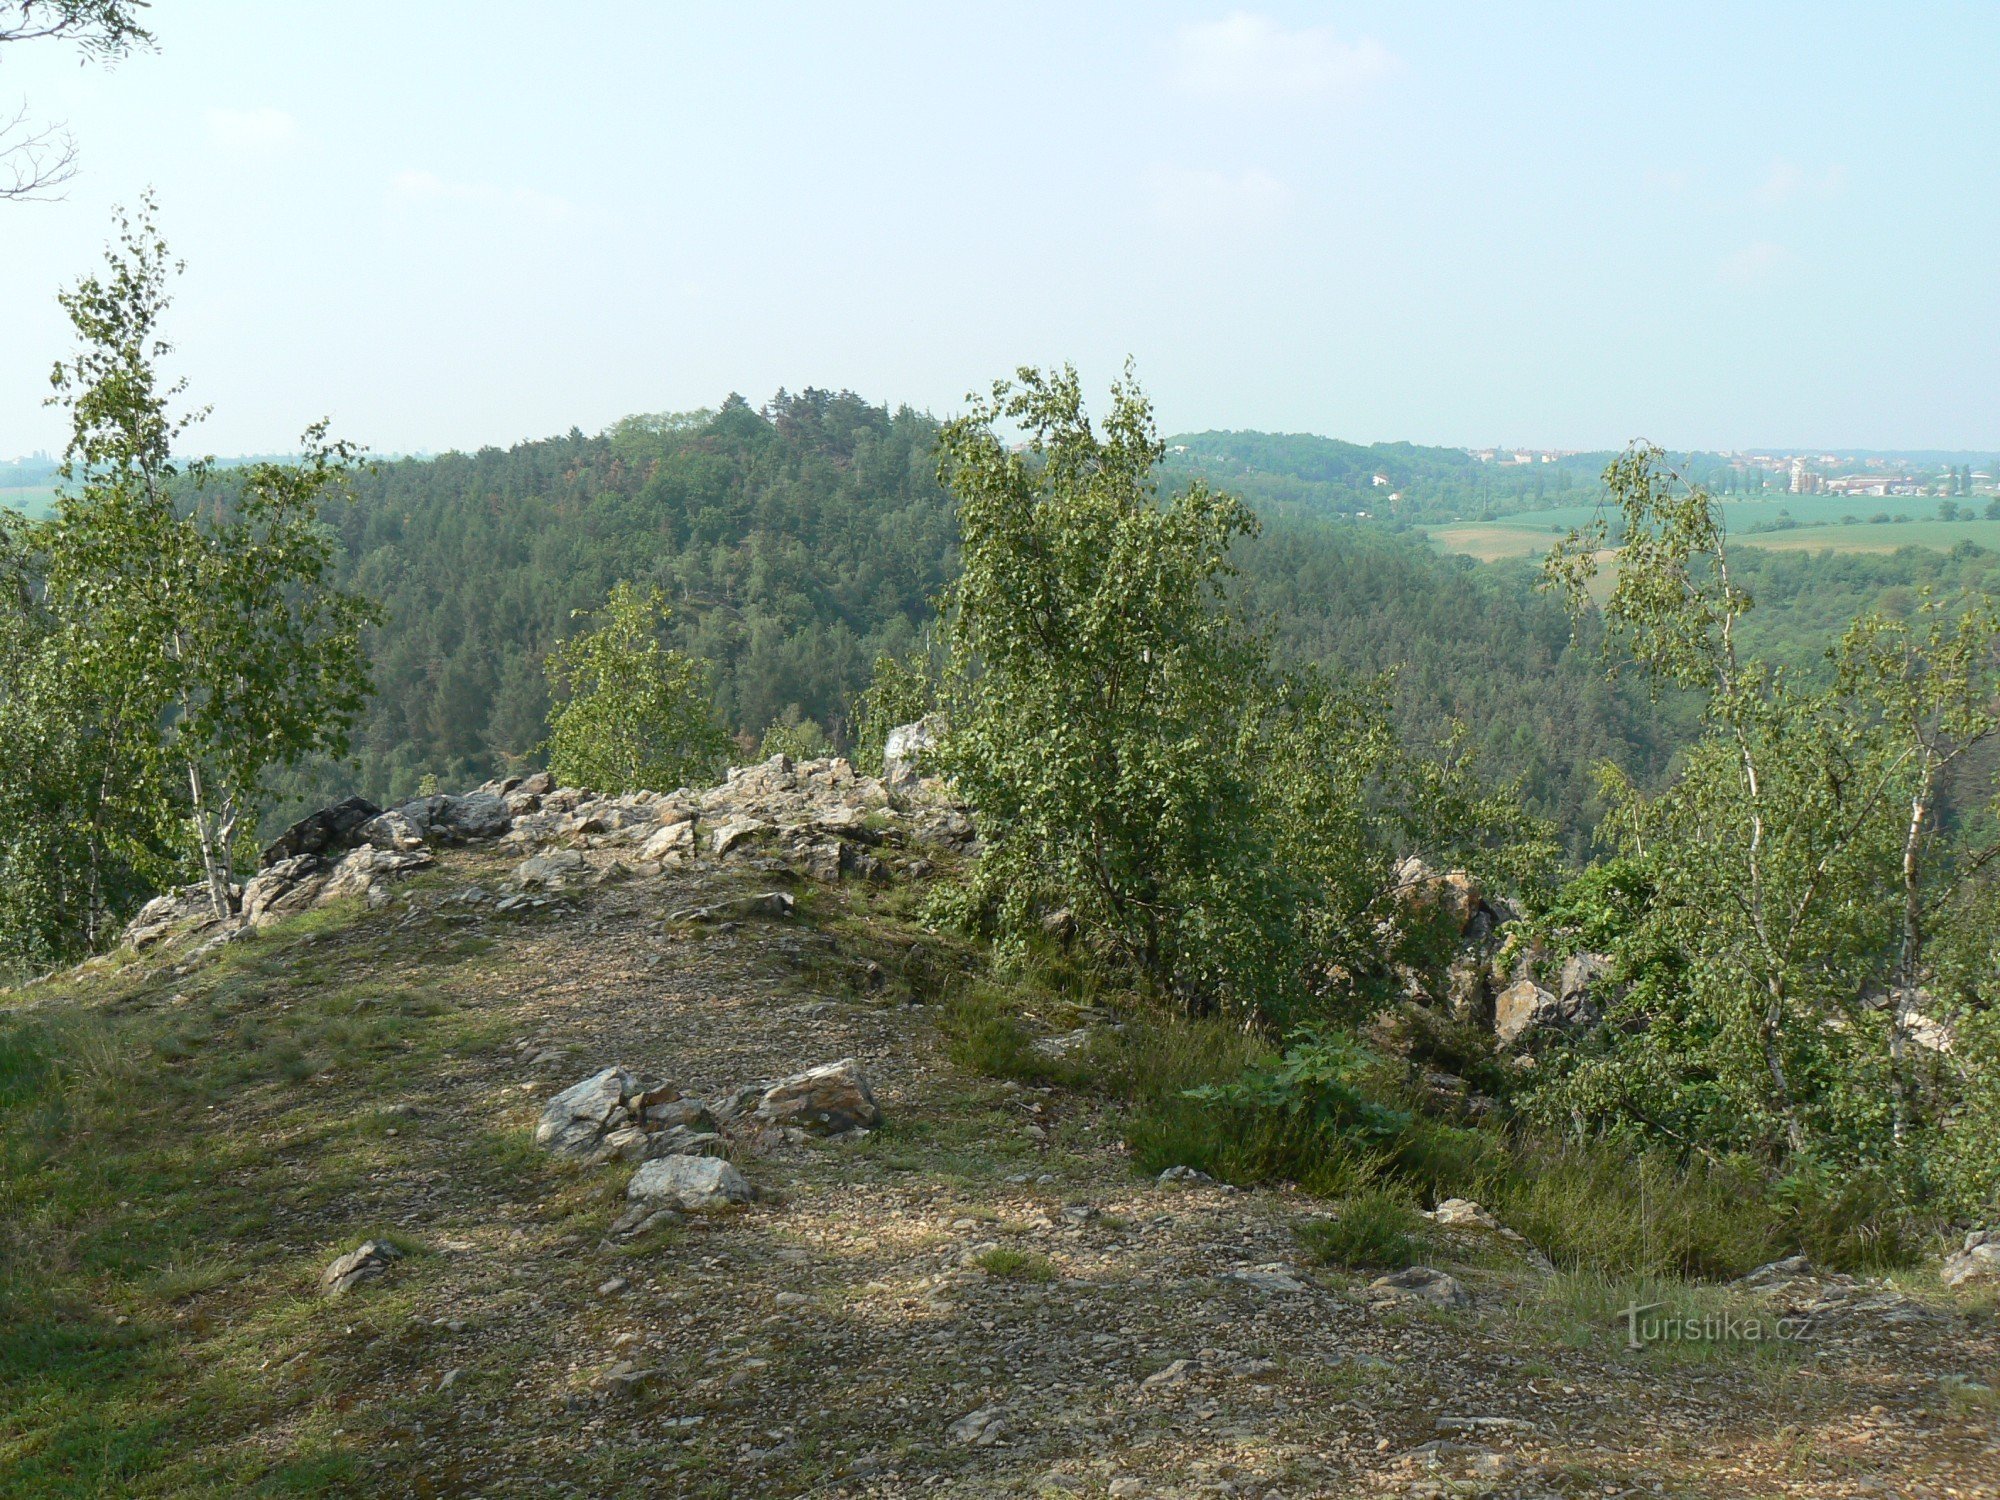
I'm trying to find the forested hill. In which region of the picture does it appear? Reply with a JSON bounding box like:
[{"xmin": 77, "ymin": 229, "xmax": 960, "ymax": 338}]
[
  {"xmin": 1161, "ymin": 428, "xmax": 1615, "ymax": 524},
  {"xmin": 289, "ymin": 392, "xmax": 1679, "ymax": 852},
  {"xmin": 304, "ymin": 390, "xmax": 955, "ymax": 810}
]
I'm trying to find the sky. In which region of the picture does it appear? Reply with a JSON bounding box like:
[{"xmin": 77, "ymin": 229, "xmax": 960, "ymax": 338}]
[{"xmin": 0, "ymin": 2, "xmax": 1995, "ymax": 459}]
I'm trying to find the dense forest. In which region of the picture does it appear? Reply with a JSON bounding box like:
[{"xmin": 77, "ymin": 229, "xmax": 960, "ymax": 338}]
[
  {"xmin": 267, "ymin": 391, "xmax": 2000, "ymax": 860},
  {"xmin": 266, "ymin": 392, "xmax": 1659, "ymax": 852}
]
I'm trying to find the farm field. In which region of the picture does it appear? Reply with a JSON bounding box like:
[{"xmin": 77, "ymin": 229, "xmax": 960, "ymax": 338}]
[{"xmin": 1430, "ymin": 513, "xmax": 2000, "ymax": 564}]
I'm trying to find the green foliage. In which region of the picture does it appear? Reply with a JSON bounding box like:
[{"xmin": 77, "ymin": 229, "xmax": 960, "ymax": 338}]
[
  {"xmin": 0, "ymin": 198, "xmax": 377, "ymax": 960},
  {"xmin": 1183, "ymin": 1028, "xmax": 1411, "ymax": 1145},
  {"xmin": 1537, "ymin": 446, "xmax": 2000, "ymax": 1203},
  {"xmin": 851, "ymin": 649, "xmax": 937, "ymax": 775},
  {"xmin": 1295, "ymin": 1191, "xmax": 1433, "ymax": 1269},
  {"xmin": 542, "ymin": 580, "xmax": 729, "ymax": 794},
  {"xmin": 930, "ymin": 364, "xmax": 1287, "ymax": 1011},
  {"xmin": 757, "ymin": 709, "xmax": 832, "ymax": 763},
  {"xmin": 928, "ymin": 365, "xmax": 1553, "ymax": 1020}
]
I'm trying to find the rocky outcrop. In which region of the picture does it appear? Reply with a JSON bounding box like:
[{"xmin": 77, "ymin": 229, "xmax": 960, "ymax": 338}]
[
  {"xmin": 535, "ymin": 1067, "xmax": 721, "ymax": 1165},
  {"xmin": 123, "ymin": 883, "xmax": 238, "ymax": 948},
  {"xmin": 260, "ymin": 795, "xmax": 381, "ymax": 867},
  {"xmin": 1494, "ymin": 966, "xmax": 1603, "ymax": 1048},
  {"xmin": 115, "ymin": 750, "xmax": 972, "ymax": 951},
  {"xmin": 361, "ymin": 792, "xmax": 512, "ymax": 851}
]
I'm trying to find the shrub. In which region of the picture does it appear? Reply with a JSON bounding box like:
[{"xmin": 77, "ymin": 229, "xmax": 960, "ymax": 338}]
[{"xmin": 1295, "ymin": 1191, "xmax": 1433, "ymax": 1269}]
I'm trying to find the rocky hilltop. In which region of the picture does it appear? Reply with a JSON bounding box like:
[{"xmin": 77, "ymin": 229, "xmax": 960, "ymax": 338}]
[{"xmin": 4, "ymin": 749, "xmax": 1995, "ymax": 1498}]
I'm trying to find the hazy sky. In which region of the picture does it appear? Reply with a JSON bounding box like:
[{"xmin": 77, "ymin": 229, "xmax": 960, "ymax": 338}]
[{"xmin": 1, "ymin": 3, "xmax": 1994, "ymax": 458}]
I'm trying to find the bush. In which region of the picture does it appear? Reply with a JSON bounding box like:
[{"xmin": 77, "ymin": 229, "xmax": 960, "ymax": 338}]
[{"xmin": 1295, "ymin": 1191, "xmax": 1434, "ymax": 1270}]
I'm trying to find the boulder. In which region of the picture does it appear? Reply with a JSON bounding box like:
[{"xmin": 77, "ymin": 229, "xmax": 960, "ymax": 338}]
[
  {"xmin": 321, "ymin": 1239, "xmax": 401, "ymax": 1296},
  {"xmin": 1366, "ymin": 1265, "xmax": 1471, "ymax": 1309},
  {"xmin": 627, "ymin": 1154, "xmax": 754, "ymax": 1211},
  {"xmin": 1558, "ymin": 951, "xmax": 1616, "ymax": 1013},
  {"xmin": 711, "ymin": 817, "xmax": 773, "ymax": 857},
  {"xmin": 535, "ymin": 1066, "xmax": 716, "ymax": 1165},
  {"xmin": 122, "ymin": 883, "xmax": 238, "ymax": 948},
  {"xmin": 360, "ymin": 792, "xmax": 512, "ymax": 852},
  {"xmin": 1943, "ymin": 1230, "xmax": 2000, "ymax": 1288},
  {"xmin": 752, "ymin": 1058, "xmax": 881, "ymax": 1133},
  {"xmin": 638, "ymin": 818, "xmax": 697, "ymax": 863},
  {"xmin": 1494, "ymin": 974, "xmax": 1598, "ymax": 1048},
  {"xmin": 260, "ymin": 795, "xmax": 381, "ymax": 868}
]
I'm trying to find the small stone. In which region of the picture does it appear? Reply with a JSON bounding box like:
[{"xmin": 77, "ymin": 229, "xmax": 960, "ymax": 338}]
[
  {"xmin": 1427, "ymin": 1198, "xmax": 1500, "ymax": 1230},
  {"xmin": 1366, "ymin": 1266, "xmax": 1471, "ymax": 1310},
  {"xmin": 946, "ymin": 1404, "xmax": 1009, "ymax": 1446},
  {"xmin": 320, "ymin": 1239, "xmax": 401, "ymax": 1297},
  {"xmin": 597, "ymin": 1276, "xmax": 629, "ymax": 1297},
  {"xmin": 1155, "ymin": 1165, "xmax": 1214, "ymax": 1187}
]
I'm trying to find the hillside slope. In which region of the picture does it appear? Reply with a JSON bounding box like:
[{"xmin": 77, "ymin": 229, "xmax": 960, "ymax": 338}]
[{"xmin": 3, "ymin": 762, "xmax": 1995, "ymax": 1497}]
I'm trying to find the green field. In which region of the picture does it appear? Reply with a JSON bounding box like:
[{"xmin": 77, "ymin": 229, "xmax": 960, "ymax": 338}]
[
  {"xmin": 1430, "ymin": 510, "xmax": 2000, "ymax": 564},
  {"xmin": 0, "ymin": 483, "xmax": 58, "ymax": 519}
]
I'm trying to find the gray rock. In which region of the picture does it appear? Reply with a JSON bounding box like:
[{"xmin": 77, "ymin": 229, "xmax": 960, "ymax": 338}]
[
  {"xmin": 883, "ymin": 716, "xmax": 942, "ymax": 788},
  {"xmin": 627, "ymin": 1154, "xmax": 754, "ymax": 1211},
  {"xmin": 1224, "ymin": 1265, "xmax": 1308, "ymax": 1294},
  {"xmin": 1944, "ymin": 1230, "xmax": 2000, "ymax": 1288},
  {"xmin": 671, "ymin": 890, "xmax": 796, "ymax": 924},
  {"xmin": 1367, "ymin": 1266, "xmax": 1471, "ymax": 1309},
  {"xmin": 321, "ymin": 1239, "xmax": 401, "ymax": 1296},
  {"xmin": 1736, "ymin": 1254, "xmax": 1814, "ymax": 1288},
  {"xmin": 711, "ymin": 817, "xmax": 774, "ymax": 856},
  {"xmin": 361, "ymin": 792, "xmax": 511, "ymax": 852},
  {"xmin": 1156, "ymin": 1165, "xmax": 1216, "ymax": 1187},
  {"xmin": 260, "ymin": 795, "xmax": 381, "ymax": 868},
  {"xmin": 946, "ymin": 1404, "xmax": 1009, "ymax": 1446},
  {"xmin": 516, "ymin": 849, "xmax": 589, "ymax": 889},
  {"xmin": 319, "ymin": 845, "xmax": 432, "ymax": 905},
  {"xmin": 638, "ymin": 818, "xmax": 696, "ymax": 863},
  {"xmin": 535, "ymin": 1066, "xmax": 713, "ymax": 1164},
  {"xmin": 753, "ymin": 1058, "xmax": 881, "ymax": 1133},
  {"xmin": 242, "ymin": 855, "xmax": 330, "ymax": 926}
]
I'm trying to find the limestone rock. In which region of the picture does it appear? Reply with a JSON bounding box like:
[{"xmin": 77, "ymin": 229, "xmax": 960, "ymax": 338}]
[
  {"xmin": 627, "ymin": 1154, "xmax": 754, "ymax": 1211},
  {"xmin": 752, "ymin": 1058, "xmax": 881, "ymax": 1133},
  {"xmin": 321, "ymin": 1239, "xmax": 401, "ymax": 1296}
]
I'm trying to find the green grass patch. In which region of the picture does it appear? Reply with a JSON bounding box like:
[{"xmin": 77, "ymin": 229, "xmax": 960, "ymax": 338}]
[
  {"xmin": 972, "ymin": 1246, "xmax": 1055, "ymax": 1282},
  {"xmin": 1295, "ymin": 1191, "xmax": 1435, "ymax": 1270}
]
